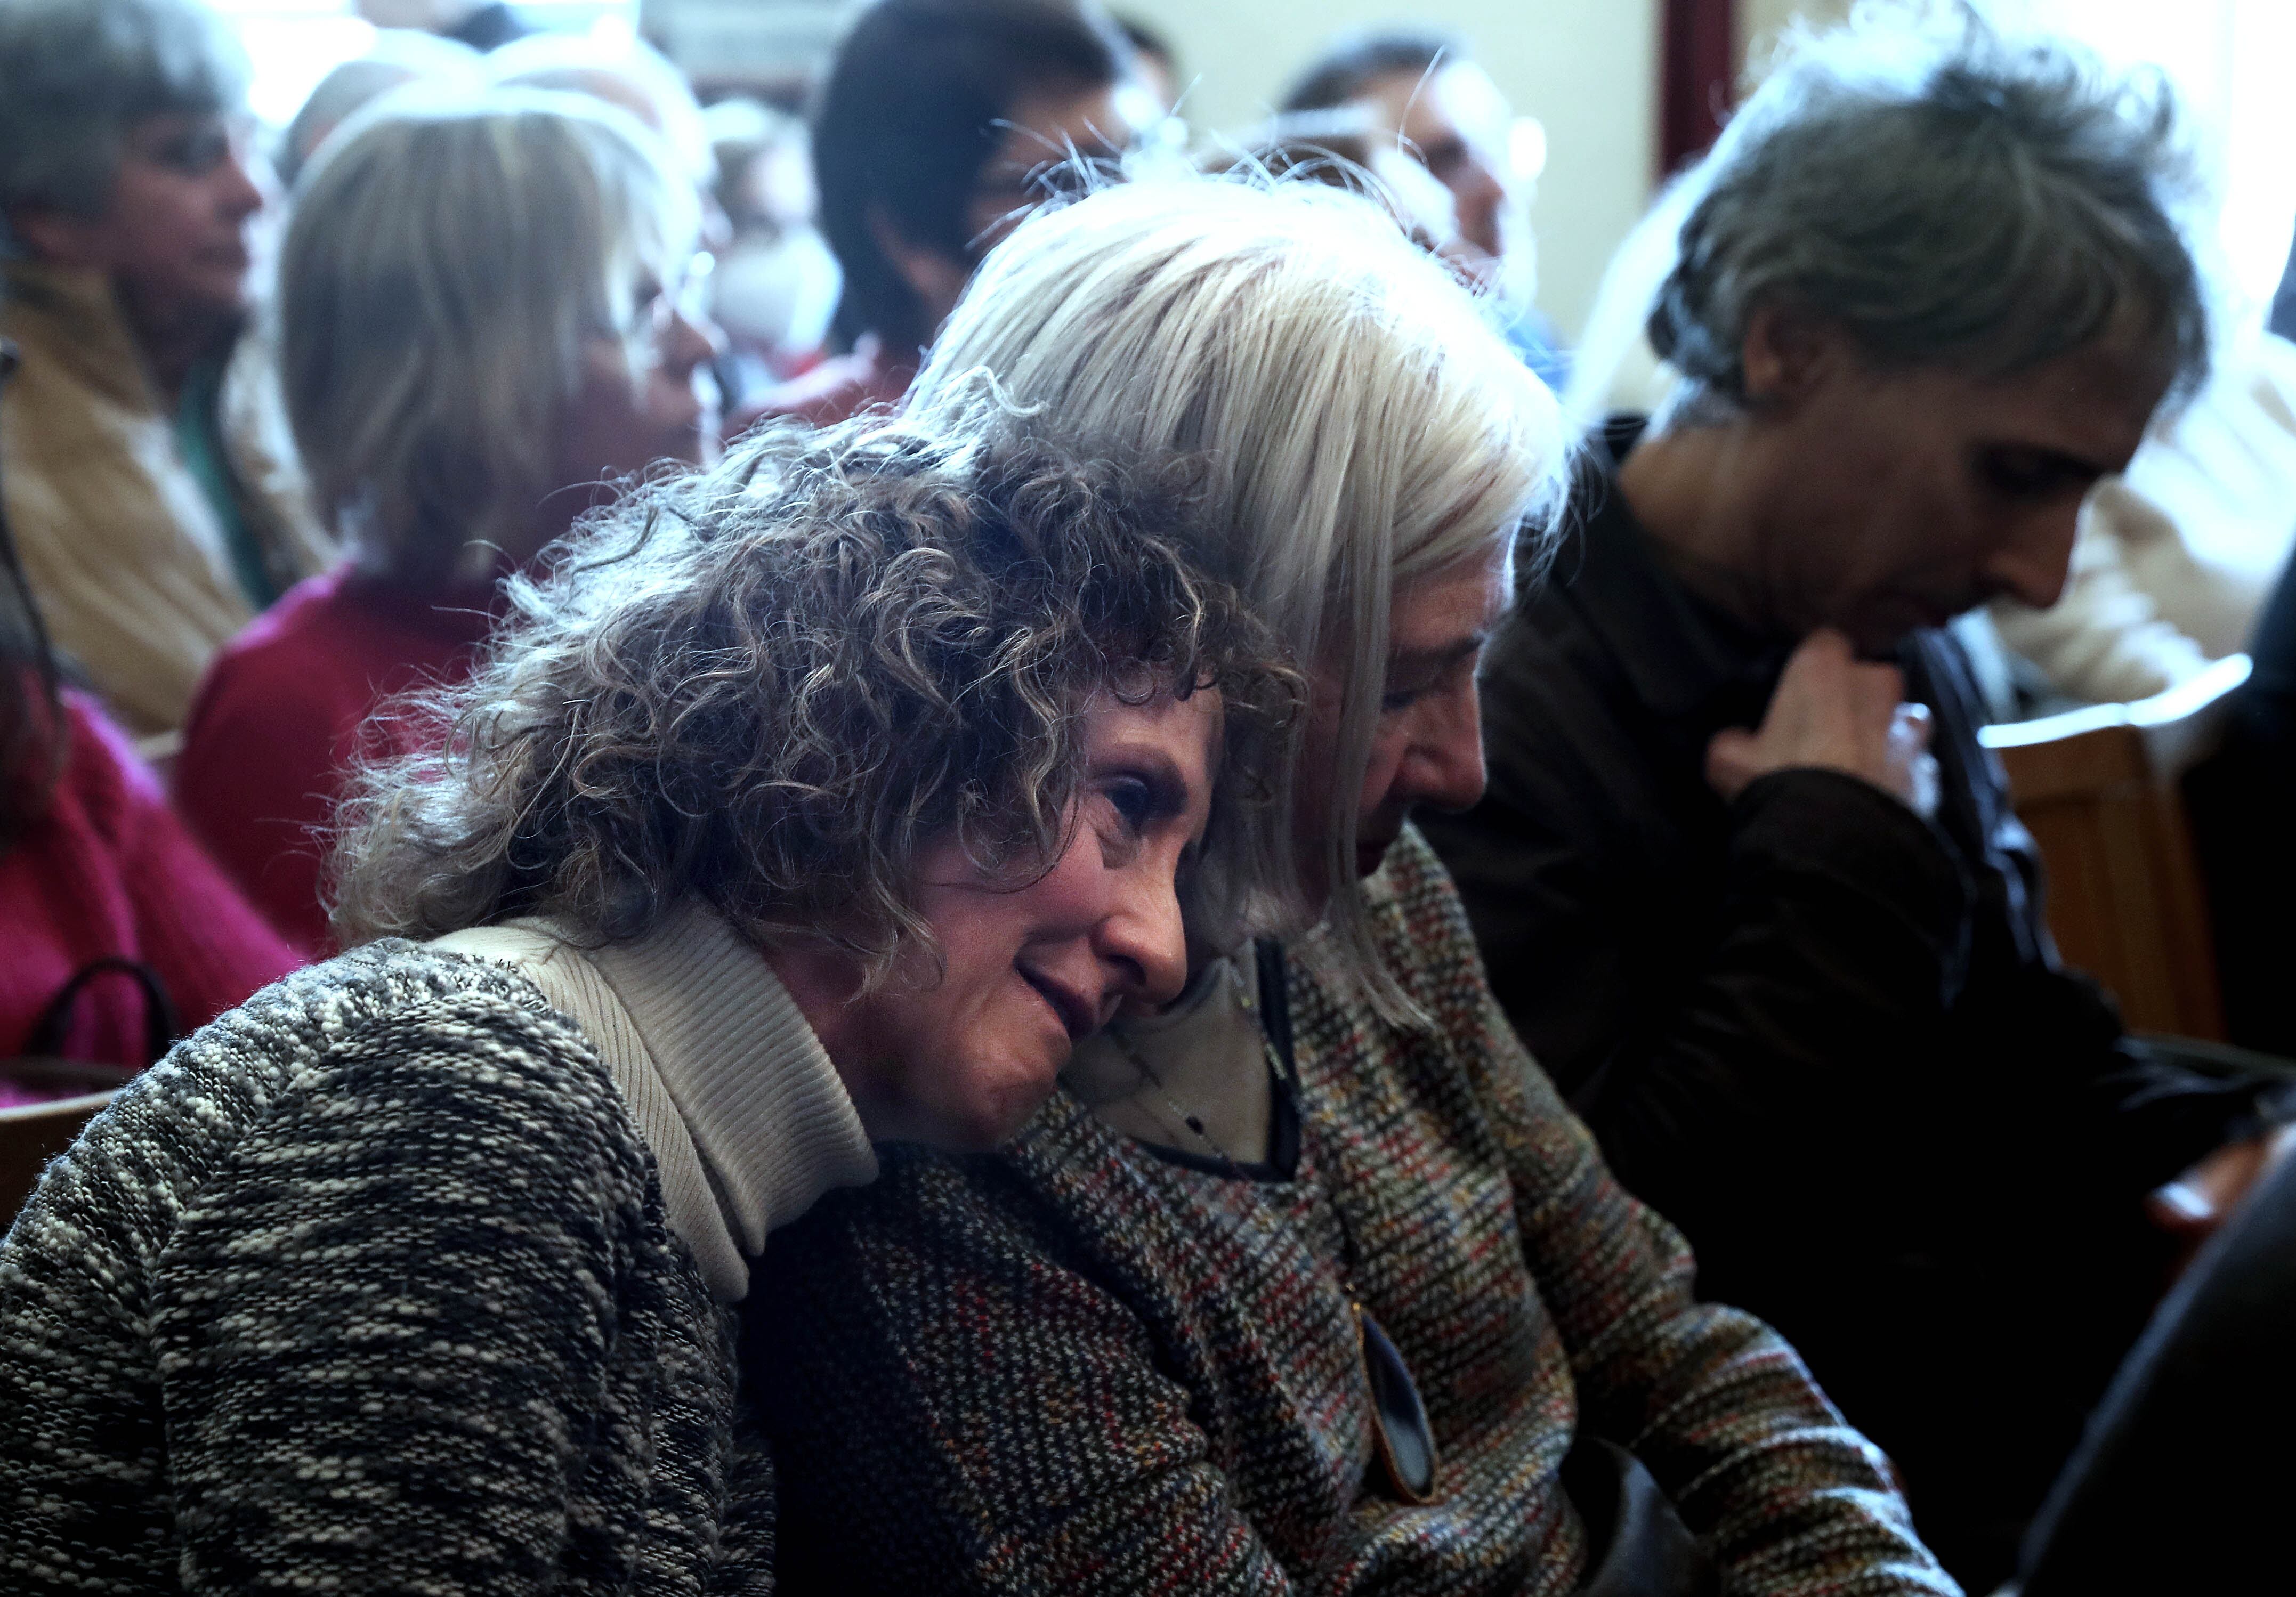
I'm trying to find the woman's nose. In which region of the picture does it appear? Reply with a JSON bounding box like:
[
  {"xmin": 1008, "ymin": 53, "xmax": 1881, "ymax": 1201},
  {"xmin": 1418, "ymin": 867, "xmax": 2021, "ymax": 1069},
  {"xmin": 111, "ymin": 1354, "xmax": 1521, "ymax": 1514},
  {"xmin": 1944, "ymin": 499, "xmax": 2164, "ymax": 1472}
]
[
  {"xmin": 1098, "ymin": 868, "xmax": 1190, "ymax": 1011},
  {"xmin": 1398, "ymin": 678, "xmax": 1489, "ymax": 816},
  {"xmin": 215, "ymin": 147, "xmax": 267, "ymax": 222},
  {"xmin": 664, "ymin": 306, "xmax": 724, "ymax": 376}
]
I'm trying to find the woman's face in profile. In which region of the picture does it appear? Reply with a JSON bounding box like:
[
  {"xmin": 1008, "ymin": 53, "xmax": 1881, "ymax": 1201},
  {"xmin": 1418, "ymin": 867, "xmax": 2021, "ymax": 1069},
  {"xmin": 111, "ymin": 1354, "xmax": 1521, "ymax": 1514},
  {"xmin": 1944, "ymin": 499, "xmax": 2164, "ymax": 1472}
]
[
  {"xmin": 1291, "ymin": 545, "xmax": 1511, "ymax": 903},
  {"xmin": 557, "ymin": 247, "xmax": 724, "ymax": 492},
  {"xmin": 840, "ymin": 686, "xmax": 1223, "ymax": 1151}
]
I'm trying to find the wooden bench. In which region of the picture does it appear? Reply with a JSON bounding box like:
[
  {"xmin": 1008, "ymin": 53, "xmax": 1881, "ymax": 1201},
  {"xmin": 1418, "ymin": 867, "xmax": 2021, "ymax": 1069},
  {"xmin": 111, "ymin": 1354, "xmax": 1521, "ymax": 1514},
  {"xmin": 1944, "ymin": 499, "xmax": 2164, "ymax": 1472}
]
[
  {"xmin": 0, "ymin": 1059, "xmax": 133, "ymax": 1230},
  {"xmin": 1980, "ymin": 654, "xmax": 2252, "ymax": 1041}
]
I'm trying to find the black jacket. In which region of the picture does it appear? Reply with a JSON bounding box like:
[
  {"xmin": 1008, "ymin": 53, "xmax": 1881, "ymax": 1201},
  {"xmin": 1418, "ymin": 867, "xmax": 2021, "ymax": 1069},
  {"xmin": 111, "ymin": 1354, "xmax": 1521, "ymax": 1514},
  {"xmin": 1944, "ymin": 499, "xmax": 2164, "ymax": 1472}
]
[{"xmin": 1419, "ymin": 416, "xmax": 2263, "ymax": 1585}]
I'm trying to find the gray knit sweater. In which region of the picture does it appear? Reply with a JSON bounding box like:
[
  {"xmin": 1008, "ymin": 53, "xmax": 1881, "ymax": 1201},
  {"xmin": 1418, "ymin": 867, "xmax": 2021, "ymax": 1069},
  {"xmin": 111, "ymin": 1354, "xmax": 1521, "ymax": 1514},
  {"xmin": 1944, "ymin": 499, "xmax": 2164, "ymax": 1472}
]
[{"xmin": 0, "ymin": 941, "xmax": 779, "ymax": 1596}]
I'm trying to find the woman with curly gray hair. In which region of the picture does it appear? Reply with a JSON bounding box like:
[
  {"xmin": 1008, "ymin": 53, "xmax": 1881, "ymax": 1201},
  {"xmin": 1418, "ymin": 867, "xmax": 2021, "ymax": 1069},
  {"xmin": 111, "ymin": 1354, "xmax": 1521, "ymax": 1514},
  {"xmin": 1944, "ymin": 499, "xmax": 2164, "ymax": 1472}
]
[{"xmin": 0, "ymin": 411, "xmax": 1298, "ymax": 1594}]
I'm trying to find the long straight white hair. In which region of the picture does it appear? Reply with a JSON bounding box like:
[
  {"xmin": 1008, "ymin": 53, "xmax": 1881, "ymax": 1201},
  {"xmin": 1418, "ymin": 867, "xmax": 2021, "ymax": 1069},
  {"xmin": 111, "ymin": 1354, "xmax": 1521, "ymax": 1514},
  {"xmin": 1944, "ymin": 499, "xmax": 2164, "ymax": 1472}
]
[{"xmin": 908, "ymin": 174, "xmax": 1566, "ymax": 1003}]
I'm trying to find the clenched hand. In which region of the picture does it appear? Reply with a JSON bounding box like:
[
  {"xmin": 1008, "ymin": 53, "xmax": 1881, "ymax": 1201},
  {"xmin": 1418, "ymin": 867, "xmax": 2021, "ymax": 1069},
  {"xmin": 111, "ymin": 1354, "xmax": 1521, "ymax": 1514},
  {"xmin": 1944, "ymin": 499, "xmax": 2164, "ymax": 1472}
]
[{"xmin": 1707, "ymin": 627, "xmax": 1940, "ymax": 818}]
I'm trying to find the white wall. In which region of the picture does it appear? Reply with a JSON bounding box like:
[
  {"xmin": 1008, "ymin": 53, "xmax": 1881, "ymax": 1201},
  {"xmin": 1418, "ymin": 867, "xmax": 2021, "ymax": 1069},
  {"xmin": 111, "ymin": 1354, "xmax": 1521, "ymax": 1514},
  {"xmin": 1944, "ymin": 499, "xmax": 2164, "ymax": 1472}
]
[
  {"xmin": 1137, "ymin": 0, "xmax": 1660, "ymax": 343},
  {"xmin": 1736, "ymin": 0, "xmax": 1849, "ymax": 79}
]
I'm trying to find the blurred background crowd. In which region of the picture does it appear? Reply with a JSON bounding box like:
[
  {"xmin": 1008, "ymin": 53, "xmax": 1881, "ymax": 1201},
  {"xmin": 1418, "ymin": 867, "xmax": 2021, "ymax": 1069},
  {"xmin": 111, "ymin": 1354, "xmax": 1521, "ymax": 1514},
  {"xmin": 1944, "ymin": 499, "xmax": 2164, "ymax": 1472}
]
[{"xmin": 7, "ymin": 0, "xmax": 2296, "ymax": 1061}]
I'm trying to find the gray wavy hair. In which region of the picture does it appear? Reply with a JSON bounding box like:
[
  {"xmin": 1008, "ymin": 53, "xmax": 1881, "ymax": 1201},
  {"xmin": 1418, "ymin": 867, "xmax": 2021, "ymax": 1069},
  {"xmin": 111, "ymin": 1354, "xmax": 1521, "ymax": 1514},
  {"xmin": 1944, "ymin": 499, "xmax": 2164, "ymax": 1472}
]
[
  {"xmin": 329, "ymin": 412, "xmax": 1302, "ymax": 977},
  {"xmin": 1649, "ymin": 12, "xmax": 2211, "ymax": 414},
  {"xmin": 0, "ymin": 0, "xmax": 247, "ymax": 249}
]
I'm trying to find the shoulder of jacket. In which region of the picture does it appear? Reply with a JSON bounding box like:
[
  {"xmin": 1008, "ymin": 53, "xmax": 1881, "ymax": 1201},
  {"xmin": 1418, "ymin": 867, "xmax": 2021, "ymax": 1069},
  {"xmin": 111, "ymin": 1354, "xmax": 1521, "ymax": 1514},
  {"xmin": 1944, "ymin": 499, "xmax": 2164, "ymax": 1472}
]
[
  {"xmin": 276, "ymin": 944, "xmax": 634, "ymax": 1129},
  {"xmin": 10, "ymin": 947, "xmax": 633, "ymax": 1258},
  {"xmin": 1288, "ymin": 828, "xmax": 1489, "ymax": 1045}
]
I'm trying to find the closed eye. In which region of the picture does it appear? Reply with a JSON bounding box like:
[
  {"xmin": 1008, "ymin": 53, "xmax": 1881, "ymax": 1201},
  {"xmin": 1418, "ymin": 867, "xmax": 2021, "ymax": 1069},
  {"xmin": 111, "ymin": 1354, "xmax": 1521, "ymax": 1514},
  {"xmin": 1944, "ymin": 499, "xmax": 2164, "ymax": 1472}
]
[
  {"xmin": 1978, "ymin": 445, "xmax": 2101, "ymax": 501},
  {"xmin": 1093, "ymin": 765, "xmax": 1190, "ymax": 866},
  {"xmin": 1380, "ymin": 641, "xmax": 1484, "ymax": 715},
  {"xmin": 150, "ymin": 127, "xmax": 233, "ymax": 177},
  {"xmin": 1413, "ymin": 135, "xmax": 1472, "ymax": 184}
]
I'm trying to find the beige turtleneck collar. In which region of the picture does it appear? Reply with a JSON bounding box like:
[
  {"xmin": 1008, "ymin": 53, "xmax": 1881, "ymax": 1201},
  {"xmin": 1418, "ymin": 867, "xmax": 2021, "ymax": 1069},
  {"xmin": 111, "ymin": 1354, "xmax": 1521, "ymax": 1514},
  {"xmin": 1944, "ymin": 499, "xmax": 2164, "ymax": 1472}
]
[
  {"xmin": 1065, "ymin": 951, "xmax": 1275, "ymax": 1165},
  {"xmin": 431, "ymin": 904, "xmax": 879, "ymax": 1302}
]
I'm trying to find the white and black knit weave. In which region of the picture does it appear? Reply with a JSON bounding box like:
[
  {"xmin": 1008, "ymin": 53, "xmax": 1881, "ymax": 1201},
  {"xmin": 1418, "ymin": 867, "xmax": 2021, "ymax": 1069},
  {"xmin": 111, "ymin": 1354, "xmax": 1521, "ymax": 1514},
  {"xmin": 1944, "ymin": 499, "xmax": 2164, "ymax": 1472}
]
[{"xmin": 0, "ymin": 943, "xmax": 776, "ymax": 1596}]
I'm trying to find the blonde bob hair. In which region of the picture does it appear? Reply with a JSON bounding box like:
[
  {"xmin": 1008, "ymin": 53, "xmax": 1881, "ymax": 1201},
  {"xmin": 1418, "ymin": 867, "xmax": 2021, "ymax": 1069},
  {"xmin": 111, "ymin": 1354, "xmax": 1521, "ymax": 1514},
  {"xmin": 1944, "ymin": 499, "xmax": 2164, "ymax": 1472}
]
[
  {"xmin": 907, "ymin": 175, "xmax": 1566, "ymax": 999},
  {"xmin": 280, "ymin": 90, "xmax": 698, "ymax": 580}
]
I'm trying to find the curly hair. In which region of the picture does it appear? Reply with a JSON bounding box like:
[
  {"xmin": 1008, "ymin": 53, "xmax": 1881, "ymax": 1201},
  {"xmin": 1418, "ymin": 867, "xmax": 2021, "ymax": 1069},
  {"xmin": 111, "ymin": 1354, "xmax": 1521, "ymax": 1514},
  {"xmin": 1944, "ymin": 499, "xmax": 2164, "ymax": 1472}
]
[{"xmin": 329, "ymin": 414, "xmax": 1301, "ymax": 978}]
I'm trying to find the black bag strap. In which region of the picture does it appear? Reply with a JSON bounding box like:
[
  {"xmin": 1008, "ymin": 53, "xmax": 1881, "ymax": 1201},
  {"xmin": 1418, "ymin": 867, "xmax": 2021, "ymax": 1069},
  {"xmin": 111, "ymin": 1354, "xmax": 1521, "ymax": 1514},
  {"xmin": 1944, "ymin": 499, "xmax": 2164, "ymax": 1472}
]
[
  {"xmin": 1253, "ymin": 937, "xmax": 1294, "ymax": 1072},
  {"xmin": 26, "ymin": 955, "xmax": 180, "ymax": 1065}
]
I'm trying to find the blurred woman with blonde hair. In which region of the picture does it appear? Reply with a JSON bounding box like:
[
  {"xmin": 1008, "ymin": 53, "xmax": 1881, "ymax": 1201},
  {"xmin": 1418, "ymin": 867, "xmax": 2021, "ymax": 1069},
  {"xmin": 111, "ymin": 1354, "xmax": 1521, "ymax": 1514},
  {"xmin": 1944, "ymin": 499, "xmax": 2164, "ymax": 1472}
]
[
  {"xmin": 176, "ymin": 90, "xmax": 719, "ymax": 950},
  {"xmin": 750, "ymin": 175, "xmax": 1956, "ymax": 1595}
]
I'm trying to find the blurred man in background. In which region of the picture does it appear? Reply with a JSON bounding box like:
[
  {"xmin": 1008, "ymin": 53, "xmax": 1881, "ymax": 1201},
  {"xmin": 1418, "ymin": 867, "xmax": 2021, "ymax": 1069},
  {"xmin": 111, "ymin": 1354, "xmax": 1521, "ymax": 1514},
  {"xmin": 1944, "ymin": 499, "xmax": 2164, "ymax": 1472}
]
[
  {"xmin": 355, "ymin": 0, "xmax": 528, "ymax": 53},
  {"xmin": 748, "ymin": 0, "xmax": 1147, "ymax": 428},
  {"xmin": 275, "ymin": 28, "xmax": 483, "ymax": 189},
  {"xmin": 489, "ymin": 27, "xmax": 720, "ymax": 234},
  {"xmin": 1283, "ymin": 25, "xmax": 1566, "ymax": 388},
  {"xmin": 704, "ymin": 97, "xmax": 842, "ymax": 414}
]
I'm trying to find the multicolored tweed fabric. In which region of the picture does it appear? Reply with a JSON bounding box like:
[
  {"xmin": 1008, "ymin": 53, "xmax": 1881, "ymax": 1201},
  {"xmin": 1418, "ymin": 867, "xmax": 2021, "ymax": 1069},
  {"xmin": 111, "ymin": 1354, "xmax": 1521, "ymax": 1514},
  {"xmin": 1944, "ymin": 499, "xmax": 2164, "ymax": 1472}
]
[
  {"xmin": 0, "ymin": 944, "xmax": 776, "ymax": 1596},
  {"xmin": 751, "ymin": 828, "xmax": 1960, "ymax": 1596}
]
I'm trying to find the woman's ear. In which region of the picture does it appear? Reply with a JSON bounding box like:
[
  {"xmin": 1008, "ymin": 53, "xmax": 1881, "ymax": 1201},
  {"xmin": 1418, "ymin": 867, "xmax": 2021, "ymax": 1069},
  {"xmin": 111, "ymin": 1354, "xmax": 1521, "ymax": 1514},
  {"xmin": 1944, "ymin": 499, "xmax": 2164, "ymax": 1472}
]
[
  {"xmin": 1739, "ymin": 303, "xmax": 1847, "ymax": 412},
  {"xmin": 866, "ymin": 205, "xmax": 970, "ymax": 334},
  {"xmin": 6, "ymin": 205, "xmax": 106, "ymax": 270}
]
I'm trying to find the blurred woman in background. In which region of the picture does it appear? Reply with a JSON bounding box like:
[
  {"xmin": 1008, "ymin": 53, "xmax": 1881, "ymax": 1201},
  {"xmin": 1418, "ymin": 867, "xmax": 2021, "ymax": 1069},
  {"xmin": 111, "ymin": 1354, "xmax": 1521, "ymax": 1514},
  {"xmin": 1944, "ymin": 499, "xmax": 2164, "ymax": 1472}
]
[
  {"xmin": 745, "ymin": 0, "xmax": 1147, "ymax": 428},
  {"xmin": 176, "ymin": 92, "xmax": 719, "ymax": 951},
  {"xmin": 0, "ymin": 423, "xmax": 295, "ymax": 1107},
  {"xmin": 0, "ymin": 0, "xmax": 332, "ymax": 743}
]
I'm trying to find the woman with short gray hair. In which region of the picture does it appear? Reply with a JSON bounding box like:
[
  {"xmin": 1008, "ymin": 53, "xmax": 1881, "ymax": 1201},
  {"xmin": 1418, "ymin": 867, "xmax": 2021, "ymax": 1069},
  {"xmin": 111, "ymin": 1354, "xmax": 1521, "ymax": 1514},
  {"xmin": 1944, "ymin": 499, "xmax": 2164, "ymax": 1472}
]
[
  {"xmin": 176, "ymin": 91, "xmax": 719, "ymax": 950},
  {"xmin": 0, "ymin": 0, "xmax": 330, "ymax": 739}
]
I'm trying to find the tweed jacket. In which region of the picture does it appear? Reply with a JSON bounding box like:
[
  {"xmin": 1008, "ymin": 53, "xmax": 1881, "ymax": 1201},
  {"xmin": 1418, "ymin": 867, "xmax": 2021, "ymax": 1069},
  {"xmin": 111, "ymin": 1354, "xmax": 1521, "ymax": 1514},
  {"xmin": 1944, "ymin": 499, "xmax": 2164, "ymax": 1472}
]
[
  {"xmin": 0, "ymin": 262, "xmax": 332, "ymax": 740},
  {"xmin": 0, "ymin": 943, "xmax": 774, "ymax": 1596},
  {"xmin": 749, "ymin": 829, "xmax": 1957, "ymax": 1596}
]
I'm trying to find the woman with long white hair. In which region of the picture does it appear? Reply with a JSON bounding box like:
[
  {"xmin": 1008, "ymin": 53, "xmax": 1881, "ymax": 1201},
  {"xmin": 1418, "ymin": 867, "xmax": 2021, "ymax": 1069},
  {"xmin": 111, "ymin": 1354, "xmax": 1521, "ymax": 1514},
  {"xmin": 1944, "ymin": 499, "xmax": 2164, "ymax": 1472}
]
[{"xmin": 748, "ymin": 176, "xmax": 1955, "ymax": 1595}]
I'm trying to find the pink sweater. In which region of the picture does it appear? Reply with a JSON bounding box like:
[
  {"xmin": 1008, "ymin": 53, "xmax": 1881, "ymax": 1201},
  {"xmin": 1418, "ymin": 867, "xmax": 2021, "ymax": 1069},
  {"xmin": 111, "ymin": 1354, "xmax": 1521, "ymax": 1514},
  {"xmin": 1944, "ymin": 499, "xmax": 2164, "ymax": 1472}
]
[
  {"xmin": 1, "ymin": 692, "xmax": 299, "ymax": 1100},
  {"xmin": 176, "ymin": 565, "xmax": 496, "ymax": 953}
]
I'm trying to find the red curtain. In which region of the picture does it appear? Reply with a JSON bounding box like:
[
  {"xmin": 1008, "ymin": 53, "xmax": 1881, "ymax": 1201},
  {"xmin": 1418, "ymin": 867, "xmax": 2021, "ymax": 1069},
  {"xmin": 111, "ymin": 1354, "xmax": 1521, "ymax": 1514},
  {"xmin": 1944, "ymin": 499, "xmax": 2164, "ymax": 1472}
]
[{"xmin": 1661, "ymin": 0, "xmax": 1738, "ymax": 174}]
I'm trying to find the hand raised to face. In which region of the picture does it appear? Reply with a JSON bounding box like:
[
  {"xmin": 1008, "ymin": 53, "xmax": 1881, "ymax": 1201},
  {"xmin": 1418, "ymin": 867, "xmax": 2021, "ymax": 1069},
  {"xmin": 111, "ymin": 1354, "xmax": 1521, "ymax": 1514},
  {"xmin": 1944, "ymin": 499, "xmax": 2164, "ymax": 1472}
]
[{"xmin": 1704, "ymin": 627, "xmax": 1939, "ymax": 818}]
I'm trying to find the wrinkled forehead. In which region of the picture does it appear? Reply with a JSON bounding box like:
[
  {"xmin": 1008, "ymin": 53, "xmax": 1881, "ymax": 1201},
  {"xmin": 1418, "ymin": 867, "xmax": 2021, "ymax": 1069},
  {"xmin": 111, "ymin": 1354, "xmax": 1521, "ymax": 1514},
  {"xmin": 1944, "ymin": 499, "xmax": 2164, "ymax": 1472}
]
[
  {"xmin": 1384, "ymin": 542, "xmax": 1511, "ymax": 654},
  {"xmin": 1927, "ymin": 327, "xmax": 2179, "ymax": 468}
]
